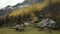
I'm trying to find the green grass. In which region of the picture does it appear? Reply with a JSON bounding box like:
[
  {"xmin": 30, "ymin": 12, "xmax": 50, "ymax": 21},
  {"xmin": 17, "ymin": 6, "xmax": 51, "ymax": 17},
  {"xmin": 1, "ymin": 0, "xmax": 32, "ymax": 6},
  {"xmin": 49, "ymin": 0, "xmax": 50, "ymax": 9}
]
[{"xmin": 0, "ymin": 26, "xmax": 60, "ymax": 34}]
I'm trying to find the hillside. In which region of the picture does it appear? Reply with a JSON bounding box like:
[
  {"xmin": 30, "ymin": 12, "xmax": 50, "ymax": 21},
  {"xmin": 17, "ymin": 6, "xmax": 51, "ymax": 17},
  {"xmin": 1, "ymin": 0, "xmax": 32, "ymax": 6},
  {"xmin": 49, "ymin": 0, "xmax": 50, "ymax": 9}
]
[{"xmin": 0, "ymin": 0, "xmax": 60, "ymax": 28}]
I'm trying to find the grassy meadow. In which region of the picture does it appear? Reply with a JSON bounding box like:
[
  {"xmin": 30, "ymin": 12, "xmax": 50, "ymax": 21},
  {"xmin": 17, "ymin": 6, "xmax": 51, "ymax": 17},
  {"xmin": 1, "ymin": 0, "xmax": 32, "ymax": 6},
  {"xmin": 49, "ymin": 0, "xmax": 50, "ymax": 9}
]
[{"xmin": 0, "ymin": 26, "xmax": 60, "ymax": 34}]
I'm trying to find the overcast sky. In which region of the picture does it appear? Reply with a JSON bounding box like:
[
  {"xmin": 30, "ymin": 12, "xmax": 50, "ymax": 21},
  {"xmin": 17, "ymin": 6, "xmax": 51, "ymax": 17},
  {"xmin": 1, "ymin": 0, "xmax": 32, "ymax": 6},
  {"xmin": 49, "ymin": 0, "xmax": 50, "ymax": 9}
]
[{"xmin": 0, "ymin": 0, "xmax": 24, "ymax": 9}]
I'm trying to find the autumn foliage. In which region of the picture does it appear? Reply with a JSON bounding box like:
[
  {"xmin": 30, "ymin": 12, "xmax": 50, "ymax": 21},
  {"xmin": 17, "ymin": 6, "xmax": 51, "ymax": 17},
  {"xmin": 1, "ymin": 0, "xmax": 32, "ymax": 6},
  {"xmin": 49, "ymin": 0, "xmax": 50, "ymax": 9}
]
[{"xmin": 0, "ymin": 0, "xmax": 60, "ymax": 27}]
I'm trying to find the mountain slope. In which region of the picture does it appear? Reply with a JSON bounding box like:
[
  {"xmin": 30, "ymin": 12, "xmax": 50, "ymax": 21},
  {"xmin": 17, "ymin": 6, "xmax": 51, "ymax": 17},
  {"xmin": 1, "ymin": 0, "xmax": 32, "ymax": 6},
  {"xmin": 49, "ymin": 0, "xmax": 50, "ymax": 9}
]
[
  {"xmin": 9, "ymin": 0, "xmax": 49, "ymax": 17},
  {"xmin": 7, "ymin": 0, "xmax": 60, "ymax": 27},
  {"xmin": 0, "ymin": 0, "xmax": 60, "ymax": 27}
]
